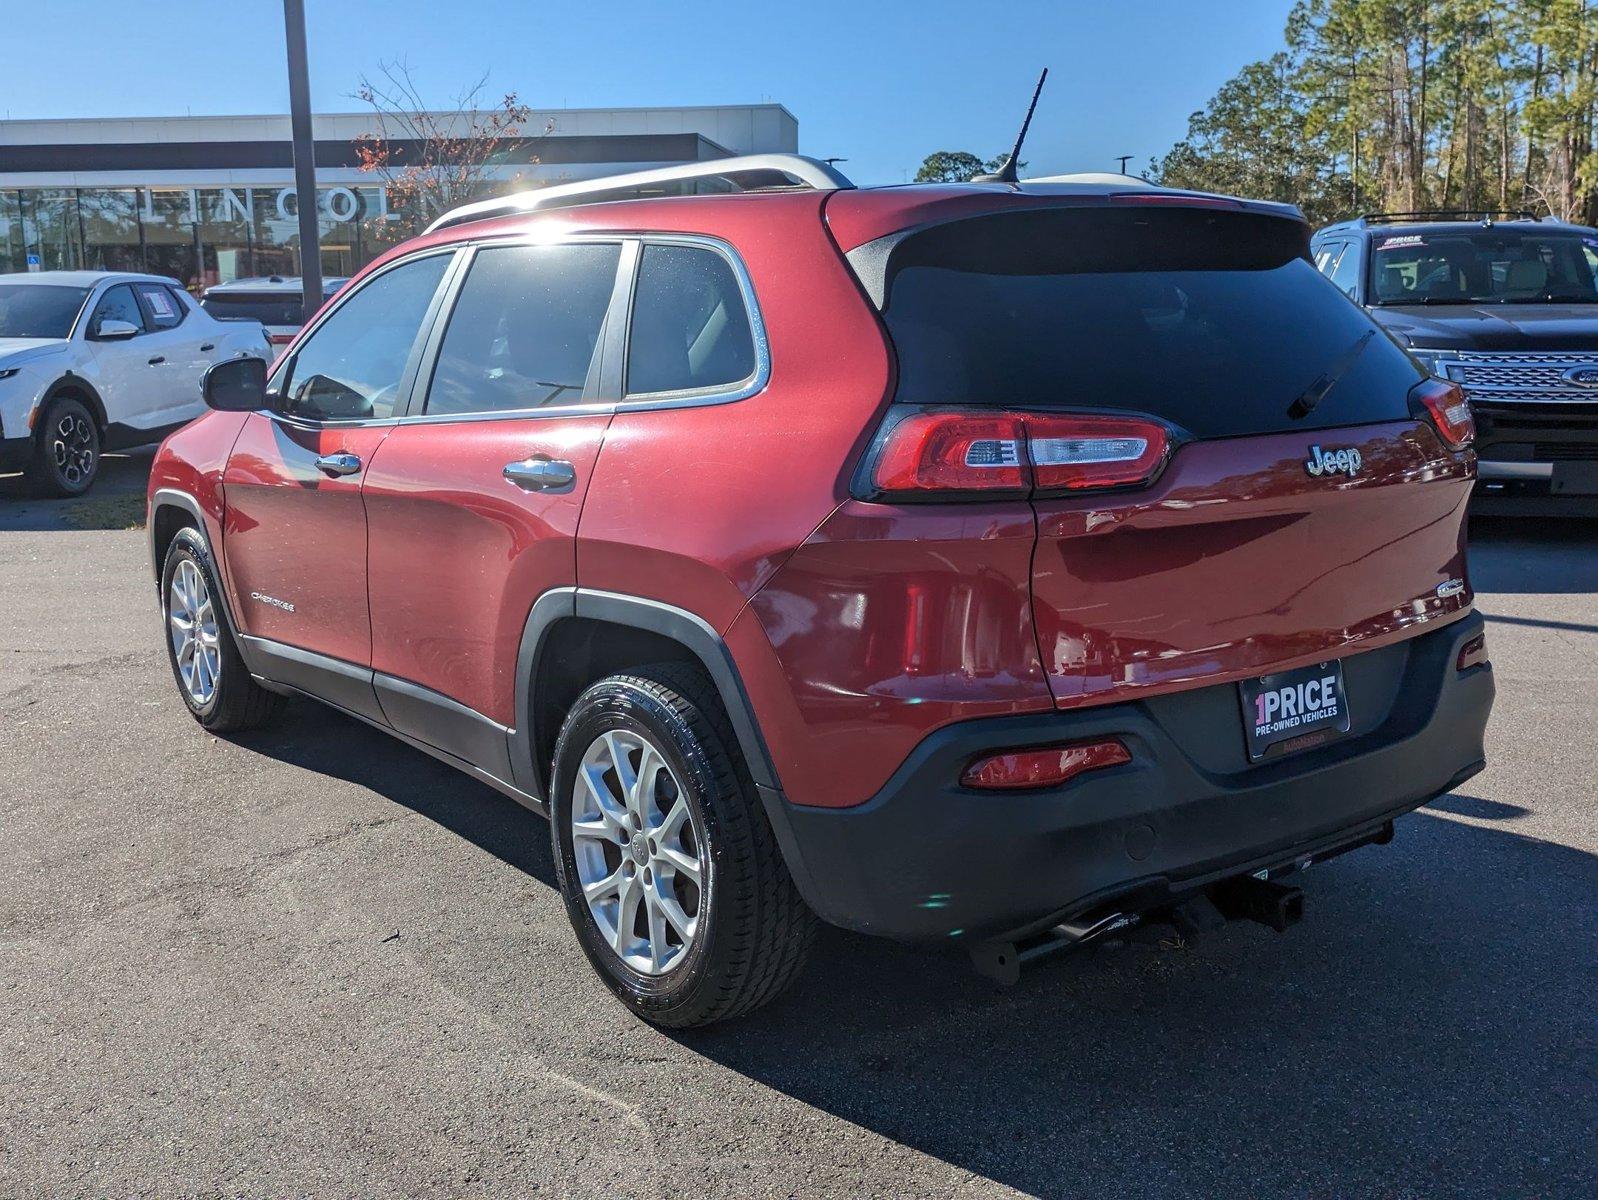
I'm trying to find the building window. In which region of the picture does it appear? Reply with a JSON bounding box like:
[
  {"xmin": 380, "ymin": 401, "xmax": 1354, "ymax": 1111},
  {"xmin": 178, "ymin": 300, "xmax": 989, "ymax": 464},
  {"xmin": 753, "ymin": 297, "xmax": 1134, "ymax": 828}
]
[{"xmin": 0, "ymin": 184, "xmax": 428, "ymax": 287}]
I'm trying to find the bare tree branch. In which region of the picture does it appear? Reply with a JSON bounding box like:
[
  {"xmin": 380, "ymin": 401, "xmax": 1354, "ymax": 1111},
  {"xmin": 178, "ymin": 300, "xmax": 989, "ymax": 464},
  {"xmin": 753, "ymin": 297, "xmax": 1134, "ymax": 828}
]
[{"xmin": 351, "ymin": 60, "xmax": 553, "ymax": 223}]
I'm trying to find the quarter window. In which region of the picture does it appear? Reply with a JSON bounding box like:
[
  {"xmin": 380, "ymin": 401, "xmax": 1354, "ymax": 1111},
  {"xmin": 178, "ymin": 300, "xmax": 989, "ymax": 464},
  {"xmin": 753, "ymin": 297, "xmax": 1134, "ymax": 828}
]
[
  {"xmin": 1328, "ymin": 241, "xmax": 1362, "ymax": 297},
  {"xmin": 135, "ymin": 283, "xmax": 186, "ymax": 329},
  {"xmin": 281, "ymin": 252, "xmax": 451, "ymax": 421},
  {"xmin": 425, "ymin": 242, "xmax": 621, "ymax": 416},
  {"xmin": 91, "ymin": 284, "xmax": 145, "ymax": 335},
  {"xmin": 626, "ymin": 244, "xmax": 756, "ymax": 396}
]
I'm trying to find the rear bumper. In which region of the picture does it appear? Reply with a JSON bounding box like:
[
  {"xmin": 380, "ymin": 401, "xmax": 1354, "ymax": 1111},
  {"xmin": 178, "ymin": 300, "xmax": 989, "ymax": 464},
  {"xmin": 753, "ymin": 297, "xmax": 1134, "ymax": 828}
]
[
  {"xmin": 1471, "ymin": 400, "xmax": 1598, "ymax": 515},
  {"xmin": 767, "ymin": 611, "xmax": 1493, "ymax": 942}
]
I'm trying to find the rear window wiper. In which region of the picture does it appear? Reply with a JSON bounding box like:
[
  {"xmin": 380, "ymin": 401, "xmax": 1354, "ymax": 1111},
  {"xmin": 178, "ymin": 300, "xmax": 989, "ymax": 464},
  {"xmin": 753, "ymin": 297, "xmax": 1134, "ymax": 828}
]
[{"xmin": 1288, "ymin": 330, "xmax": 1375, "ymax": 419}]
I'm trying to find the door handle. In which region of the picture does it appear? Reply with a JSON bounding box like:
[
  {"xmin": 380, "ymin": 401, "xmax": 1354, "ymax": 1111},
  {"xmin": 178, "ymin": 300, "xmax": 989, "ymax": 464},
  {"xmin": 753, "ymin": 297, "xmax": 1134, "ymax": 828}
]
[
  {"xmin": 147, "ymin": 355, "xmax": 165, "ymax": 365},
  {"xmin": 315, "ymin": 452, "xmax": 362, "ymax": 477},
  {"xmin": 503, "ymin": 457, "xmax": 576, "ymax": 491},
  {"xmin": 200, "ymin": 342, "xmax": 215, "ymax": 352}
]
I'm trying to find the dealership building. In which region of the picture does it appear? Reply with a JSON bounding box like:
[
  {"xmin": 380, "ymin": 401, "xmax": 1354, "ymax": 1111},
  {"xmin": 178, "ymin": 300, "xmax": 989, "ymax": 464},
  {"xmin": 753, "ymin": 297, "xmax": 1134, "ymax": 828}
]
[{"xmin": 0, "ymin": 104, "xmax": 798, "ymax": 288}]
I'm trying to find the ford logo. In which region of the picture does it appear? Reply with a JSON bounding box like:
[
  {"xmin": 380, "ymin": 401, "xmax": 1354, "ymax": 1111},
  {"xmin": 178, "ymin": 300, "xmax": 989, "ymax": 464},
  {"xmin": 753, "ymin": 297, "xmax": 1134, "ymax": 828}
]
[{"xmin": 1561, "ymin": 365, "xmax": 1598, "ymax": 387}]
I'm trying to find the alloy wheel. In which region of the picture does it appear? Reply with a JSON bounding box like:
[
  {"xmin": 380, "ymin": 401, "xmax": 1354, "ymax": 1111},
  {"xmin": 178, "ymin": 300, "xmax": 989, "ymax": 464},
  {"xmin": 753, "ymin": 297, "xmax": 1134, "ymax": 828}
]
[
  {"xmin": 50, "ymin": 411, "xmax": 96, "ymax": 487},
  {"xmin": 571, "ymin": 729, "xmax": 704, "ymax": 975},
  {"xmin": 168, "ymin": 558, "xmax": 222, "ymax": 707}
]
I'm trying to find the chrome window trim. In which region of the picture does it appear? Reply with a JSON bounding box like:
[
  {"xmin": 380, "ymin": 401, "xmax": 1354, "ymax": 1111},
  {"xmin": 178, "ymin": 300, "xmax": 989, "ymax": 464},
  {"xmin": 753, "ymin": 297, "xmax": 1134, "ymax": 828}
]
[
  {"xmin": 619, "ymin": 233, "xmax": 770, "ymax": 410},
  {"xmin": 376, "ymin": 231, "xmax": 770, "ymax": 428}
]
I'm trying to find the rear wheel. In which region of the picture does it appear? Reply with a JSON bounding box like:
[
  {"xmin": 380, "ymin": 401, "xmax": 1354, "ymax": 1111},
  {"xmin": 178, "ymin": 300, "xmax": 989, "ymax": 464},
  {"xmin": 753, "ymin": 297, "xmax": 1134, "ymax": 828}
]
[
  {"xmin": 550, "ymin": 664, "xmax": 817, "ymax": 1028},
  {"xmin": 161, "ymin": 528, "xmax": 283, "ymax": 733},
  {"xmin": 24, "ymin": 396, "xmax": 99, "ymax": 497}
]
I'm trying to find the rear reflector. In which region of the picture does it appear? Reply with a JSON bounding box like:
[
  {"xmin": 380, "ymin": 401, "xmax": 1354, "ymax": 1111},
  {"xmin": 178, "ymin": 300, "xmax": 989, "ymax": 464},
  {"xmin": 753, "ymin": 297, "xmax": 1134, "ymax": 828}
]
[
  {"xmin": 961, "ymin": 739, "xmax": 1131, "ymax": 790},
  {"xmin": 863, "ymin": 407, "xmax": 1172, "ymax": 499},
  {"xmin": 1412, "ymin": 378, "xmax": 1474, "ymax": 450},
  {"xmin": 1456, "ymin": 632, "xmax": 1488, "ymax": 671}
]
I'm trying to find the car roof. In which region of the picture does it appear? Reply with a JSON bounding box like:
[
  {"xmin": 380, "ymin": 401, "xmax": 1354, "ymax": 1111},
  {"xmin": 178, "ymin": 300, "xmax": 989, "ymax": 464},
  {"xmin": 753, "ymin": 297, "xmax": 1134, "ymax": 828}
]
[
  {"xmin": 1317, "ymin": 216, "xmax": 1598, "ymax": 239},
  {"xmin": 422, "ymin": 177, "xmax": 1305, "ymax": 257},
  {"xmin": 202, "ymin": 275, "xmax": 348, "ymax": 295},
  {"xmin": 0, "ymin": 269, "xmax": 185, "ymax": 288}
]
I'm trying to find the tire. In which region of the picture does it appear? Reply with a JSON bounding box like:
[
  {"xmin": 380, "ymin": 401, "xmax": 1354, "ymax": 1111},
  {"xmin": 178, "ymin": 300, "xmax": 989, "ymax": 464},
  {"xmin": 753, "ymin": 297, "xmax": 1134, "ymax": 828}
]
[
  {"xmin": 161, "ymin": 527, "xmax": 283, "ymax": 733},
  {"xmin": 24, "ymin": 395, "xmax": 100, "ymax": 497},
  {"xmin": 550, "ymin": 663, "xmax": 817, "ymax": 1028}
]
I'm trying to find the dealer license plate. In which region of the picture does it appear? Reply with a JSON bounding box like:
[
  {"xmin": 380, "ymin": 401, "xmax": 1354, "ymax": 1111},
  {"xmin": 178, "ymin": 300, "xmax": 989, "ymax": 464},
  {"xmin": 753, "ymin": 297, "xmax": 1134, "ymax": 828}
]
[{"xmin": 1238, "ymin": 661, "xmax": 1351, "ymax": 762}]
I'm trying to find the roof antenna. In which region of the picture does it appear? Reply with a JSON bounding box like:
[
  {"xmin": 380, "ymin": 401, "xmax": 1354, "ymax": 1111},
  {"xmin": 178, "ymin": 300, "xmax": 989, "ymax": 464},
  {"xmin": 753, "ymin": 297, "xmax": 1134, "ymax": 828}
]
[{"xmin": 973, "ymin": 67, "xmax": 1049, "ymax": 184}]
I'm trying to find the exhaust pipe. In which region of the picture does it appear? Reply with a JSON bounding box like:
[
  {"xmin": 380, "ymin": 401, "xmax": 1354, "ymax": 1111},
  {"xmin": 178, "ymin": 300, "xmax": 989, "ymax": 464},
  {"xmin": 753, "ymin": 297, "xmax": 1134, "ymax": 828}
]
[{"xmin": 1212, "ymin": 876, "xmax": 1304, "ymax": 932}]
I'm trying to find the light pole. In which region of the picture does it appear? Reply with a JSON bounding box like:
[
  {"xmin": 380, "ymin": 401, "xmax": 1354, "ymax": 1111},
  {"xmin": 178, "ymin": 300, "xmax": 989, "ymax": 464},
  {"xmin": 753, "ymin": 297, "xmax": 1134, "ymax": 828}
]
[
  {"xmin": 1116, "ymin": 155, "xmax": 1133, "ymax": 175},
  {"xmin": 283, "ymin": 0, "xmax": 322, "ymax": 323}
]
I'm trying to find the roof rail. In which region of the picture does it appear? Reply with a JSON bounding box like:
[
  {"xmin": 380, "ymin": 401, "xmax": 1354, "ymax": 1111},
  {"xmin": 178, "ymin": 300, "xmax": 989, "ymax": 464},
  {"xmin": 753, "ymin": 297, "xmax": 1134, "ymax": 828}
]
[
  {"xmin": 425, "ymin": 153, "xmax": 856, "ymax": 233},
  {"xmin": 1361, "ymin": 209, "xmax": 1540, "ymax": 225}
]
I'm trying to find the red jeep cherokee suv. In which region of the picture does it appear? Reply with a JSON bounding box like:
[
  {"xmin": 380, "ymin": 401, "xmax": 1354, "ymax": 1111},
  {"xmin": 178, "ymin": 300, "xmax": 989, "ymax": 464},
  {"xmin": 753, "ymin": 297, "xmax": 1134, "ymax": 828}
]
[{"xmin": 148, "ymin": 157, "xmax": 1494, "ymax": 1027}]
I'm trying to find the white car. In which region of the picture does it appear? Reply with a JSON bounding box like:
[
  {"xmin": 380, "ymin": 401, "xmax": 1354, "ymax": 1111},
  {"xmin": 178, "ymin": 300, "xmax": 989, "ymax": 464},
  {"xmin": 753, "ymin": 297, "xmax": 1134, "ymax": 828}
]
[{"xmin": 0, "ymin": 271, "xmax": 270, "ymax": 496}]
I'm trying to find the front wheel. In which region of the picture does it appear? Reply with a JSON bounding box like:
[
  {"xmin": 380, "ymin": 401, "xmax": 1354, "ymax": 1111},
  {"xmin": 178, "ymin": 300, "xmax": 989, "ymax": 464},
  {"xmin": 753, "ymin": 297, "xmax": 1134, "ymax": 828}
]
[
  {"xmin": 550, "ymin": 664, "xmax": 817, "ymax": 1028},
  {"xmin": 161, "ymin": 528, "xmax": 283, "ymax": 733},
  {"xmin": 25, "ymin": 396, "xmax": 99, "ymax": 497}
]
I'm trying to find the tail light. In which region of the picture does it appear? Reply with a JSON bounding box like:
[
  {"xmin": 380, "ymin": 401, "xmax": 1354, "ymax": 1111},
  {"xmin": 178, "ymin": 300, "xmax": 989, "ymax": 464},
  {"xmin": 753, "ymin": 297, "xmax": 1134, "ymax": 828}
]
[
  {"xmin": 267, "ymin": 332, "xmax": 295, "ymax": 345},
  {"xmin": 1411, "ymin": 378, "xmax": 1474, "ymax": 450},
  {"xmin": 962, "ymin": 739, "xmax": 1131, "ymax": 790},
  {"xmin": 859, "ymin": 407, "xmax": 1174, "ymax": 500}
]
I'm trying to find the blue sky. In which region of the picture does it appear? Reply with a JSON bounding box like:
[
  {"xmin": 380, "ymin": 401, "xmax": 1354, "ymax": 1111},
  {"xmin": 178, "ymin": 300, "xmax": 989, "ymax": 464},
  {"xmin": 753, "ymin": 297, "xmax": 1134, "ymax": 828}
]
[{"xmin": 4, "ymin": 0, "xmax": 1295, "ymax": 184}]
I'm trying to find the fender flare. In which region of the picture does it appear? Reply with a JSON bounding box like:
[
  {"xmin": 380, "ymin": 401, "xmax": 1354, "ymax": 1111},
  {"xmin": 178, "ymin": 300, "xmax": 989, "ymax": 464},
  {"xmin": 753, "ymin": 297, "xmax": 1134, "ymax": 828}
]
[
  {"xmin": 41, "ymin": 372, "xmax": 109, "ymax": 432},
  {"xmin": 510, "ymin": 588, "xmax": 781, "ymax": 801}
]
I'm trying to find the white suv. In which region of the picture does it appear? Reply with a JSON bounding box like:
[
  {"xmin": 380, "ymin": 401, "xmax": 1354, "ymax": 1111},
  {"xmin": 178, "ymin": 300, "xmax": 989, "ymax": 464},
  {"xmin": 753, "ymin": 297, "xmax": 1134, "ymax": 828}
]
[{"xmin": 0, "ymin": 271, "xmax": 270, "ymax": 496}]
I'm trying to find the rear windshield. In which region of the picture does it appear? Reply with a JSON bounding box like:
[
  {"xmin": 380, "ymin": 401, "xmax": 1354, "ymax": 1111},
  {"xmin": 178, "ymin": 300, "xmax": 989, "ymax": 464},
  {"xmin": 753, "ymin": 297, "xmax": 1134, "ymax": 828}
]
[
  {"xmin": 1370, "ymin": 227, "xmax": 1598, "ymax": 305},
  {"xmin": 874, "ymin": 207, "xmax": 1421, "ymax": 439},
  {"xmin": 201, "ymin": 293, "xmax": 303, "ymax": 326}
]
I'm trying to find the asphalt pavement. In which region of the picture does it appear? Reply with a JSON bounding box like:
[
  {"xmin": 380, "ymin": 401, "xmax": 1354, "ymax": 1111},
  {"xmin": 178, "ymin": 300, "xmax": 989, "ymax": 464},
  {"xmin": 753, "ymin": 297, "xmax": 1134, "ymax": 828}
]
[{"xmin": 0, "ymin": 469, "xmax": 1593, "ymax": 1198}]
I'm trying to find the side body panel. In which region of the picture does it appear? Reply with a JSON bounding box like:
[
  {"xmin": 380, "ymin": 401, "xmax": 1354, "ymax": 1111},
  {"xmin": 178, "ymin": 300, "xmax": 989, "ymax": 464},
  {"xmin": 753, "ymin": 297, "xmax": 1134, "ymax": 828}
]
[
  {"xmin": 732, "ymin": 502, "xmax": 1053, "ymax": 809},
  {"xmin": 363, "ymin": 415, "xmax": 612, "ymax": 728},
  {"xmin": 219, "ymin": 412, "xmax": 391, "ymax": 664},
  {"xmin": 146, "ymin": 409, "xmax": 251, "ymax": 564},
  {"xmin": 575, "ymin": 194, "xmax": 892, "ymax": 633}
]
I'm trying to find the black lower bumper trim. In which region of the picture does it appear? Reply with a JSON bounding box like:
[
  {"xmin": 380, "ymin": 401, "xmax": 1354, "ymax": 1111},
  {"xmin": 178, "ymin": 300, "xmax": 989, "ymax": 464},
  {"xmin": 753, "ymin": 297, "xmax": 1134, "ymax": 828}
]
[
  {"xmin": 766, "ymin": 612, "xmax": 1493, "ymax": 943},
  {"xmin": 0, "ymin": 434, "xmax": 32, "ymax": 473}
]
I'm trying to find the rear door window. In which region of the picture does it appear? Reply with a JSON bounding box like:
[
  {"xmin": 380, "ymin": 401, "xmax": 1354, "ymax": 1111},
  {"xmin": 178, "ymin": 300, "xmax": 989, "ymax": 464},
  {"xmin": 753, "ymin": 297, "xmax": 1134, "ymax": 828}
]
[
  {"xmin": 625, "ymin": 244, "xmax": 756, "ymax": 396},
  {"xmin": 872, "ymin": 207, "xmax": 1421, "ymax": 439},
  {"xmin": 1327, "ymin": 240, "xmax": 1363, "ymax": 297},
  {"xmin": 135, "ymin": 283, "xmax": 186, "ymax": 329},
  {"xmin": 425, "ymin": 241, "xmax": 621, "ymax": 415}
]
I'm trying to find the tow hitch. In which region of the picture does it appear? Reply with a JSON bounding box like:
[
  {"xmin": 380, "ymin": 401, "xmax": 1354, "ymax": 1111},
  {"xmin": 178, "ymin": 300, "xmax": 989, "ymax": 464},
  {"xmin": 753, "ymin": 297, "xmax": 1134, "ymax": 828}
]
[
  {"xmin": 1212, "ymin": 875, "xmax": 1305, "ymax": 932},
  {"xmin": 966, "ymin": 819, "xmax": 1397, "ymax": 985}
]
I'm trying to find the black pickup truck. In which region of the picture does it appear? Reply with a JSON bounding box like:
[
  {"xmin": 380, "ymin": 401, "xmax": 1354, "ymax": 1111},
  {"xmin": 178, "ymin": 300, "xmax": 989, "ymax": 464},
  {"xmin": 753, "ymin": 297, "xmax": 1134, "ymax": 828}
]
[{"xmin": 1312, "ymin": 211, "xmax": 1598, "ymax": 515}]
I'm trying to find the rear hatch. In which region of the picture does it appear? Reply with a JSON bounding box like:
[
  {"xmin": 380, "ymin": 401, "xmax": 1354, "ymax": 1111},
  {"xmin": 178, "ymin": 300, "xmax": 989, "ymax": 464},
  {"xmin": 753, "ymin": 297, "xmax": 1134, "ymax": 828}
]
[
  {"xmin": 854, "ymin": 200, "xmax": 1476, "ymax": 710},
  {"xmin": 200, "ymin": 291, "xmax": 305, "ymax": 345}
]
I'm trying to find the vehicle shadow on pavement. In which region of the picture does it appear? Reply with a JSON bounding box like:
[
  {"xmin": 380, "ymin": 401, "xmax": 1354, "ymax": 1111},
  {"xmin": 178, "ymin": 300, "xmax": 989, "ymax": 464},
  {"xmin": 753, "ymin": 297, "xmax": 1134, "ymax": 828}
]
[
  {"xmin": 233, "ymin": 702, "xmax": 559, "ymax": 887},
  {"xmin": 677, "ymin": 810, "xmax": 1597, "ymax": 1198},
  {"xmin": 226, "ymin": 703, "xmax": 1594, "ymax": 1196},
  {"xmin": 1468, "ymin": 515, "xmax": 1598, "ymax": 592}
]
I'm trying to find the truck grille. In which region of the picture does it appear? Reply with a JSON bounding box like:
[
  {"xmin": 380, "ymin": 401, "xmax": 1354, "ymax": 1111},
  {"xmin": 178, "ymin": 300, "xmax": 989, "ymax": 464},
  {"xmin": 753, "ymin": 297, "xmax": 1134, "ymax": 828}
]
[
  {"xmin": 1535, "ymin": 442, "xmax": 1598, "ymax": 461},
  {"xmin": 1439, "ymin": 352, "xmax": 1598, "ymax": 405}
]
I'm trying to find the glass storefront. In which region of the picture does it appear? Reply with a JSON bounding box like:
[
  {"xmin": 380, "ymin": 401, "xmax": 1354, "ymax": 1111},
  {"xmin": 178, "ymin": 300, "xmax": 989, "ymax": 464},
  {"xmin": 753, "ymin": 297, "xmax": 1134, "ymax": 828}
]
[{"xmin": 0, "ymin": 185, "xmax": 426, "ymax": 291}]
